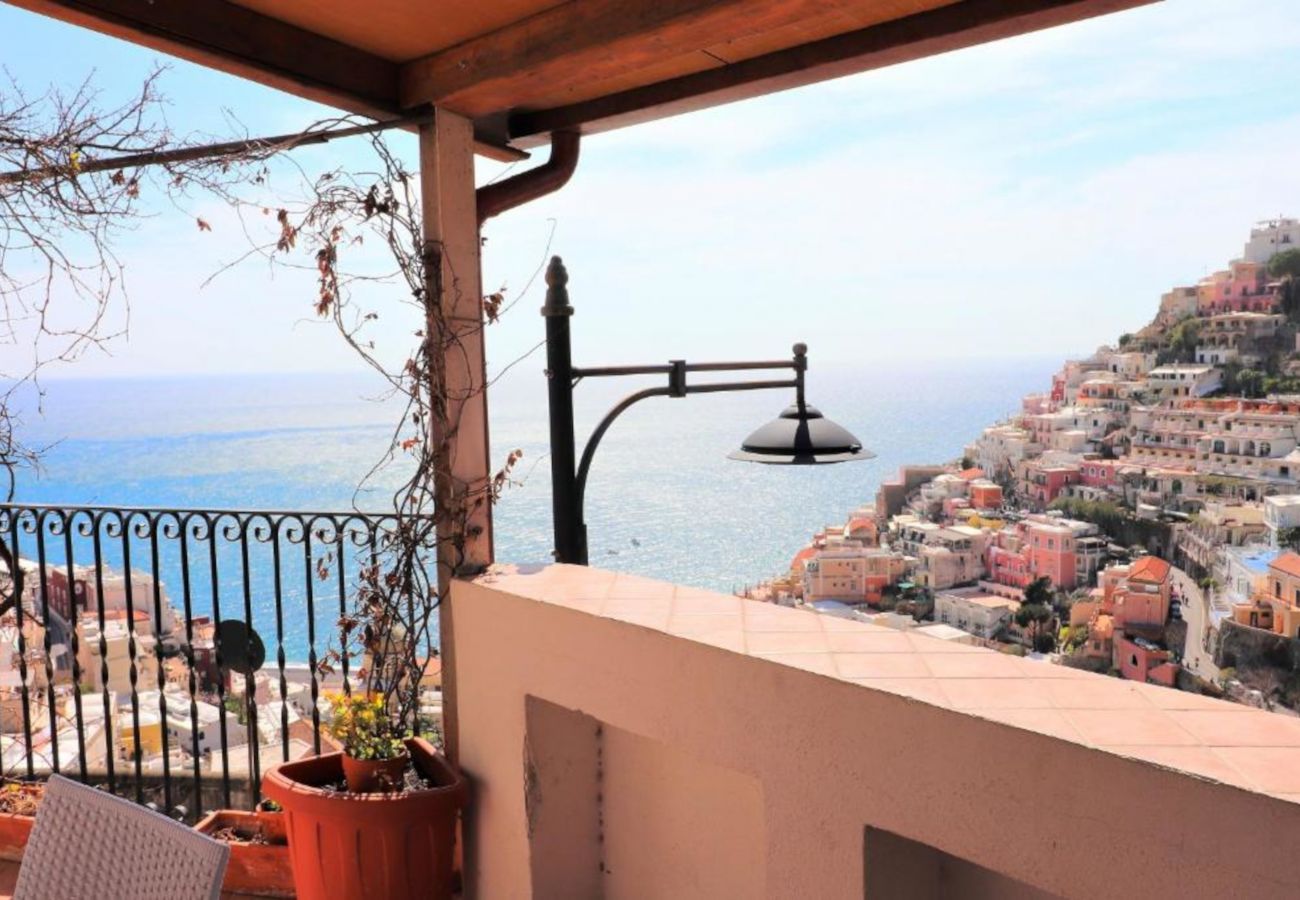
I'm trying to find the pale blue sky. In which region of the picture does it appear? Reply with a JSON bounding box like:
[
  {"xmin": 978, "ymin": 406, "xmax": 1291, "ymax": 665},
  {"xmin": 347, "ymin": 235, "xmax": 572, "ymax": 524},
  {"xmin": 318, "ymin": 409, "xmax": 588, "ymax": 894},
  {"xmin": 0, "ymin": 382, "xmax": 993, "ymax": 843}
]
[{"xmin": 2, "ymin": 0, "xmax": 1300, "ymax": 382}]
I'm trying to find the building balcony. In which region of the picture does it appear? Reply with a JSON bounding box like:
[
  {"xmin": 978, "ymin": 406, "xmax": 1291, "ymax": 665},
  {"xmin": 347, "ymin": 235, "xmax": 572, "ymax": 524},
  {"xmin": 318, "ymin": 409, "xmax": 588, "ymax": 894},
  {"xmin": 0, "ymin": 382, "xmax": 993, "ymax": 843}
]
[{"xmin": 453, "ymin": 563, "xmax": 1300, "ymax": 898}]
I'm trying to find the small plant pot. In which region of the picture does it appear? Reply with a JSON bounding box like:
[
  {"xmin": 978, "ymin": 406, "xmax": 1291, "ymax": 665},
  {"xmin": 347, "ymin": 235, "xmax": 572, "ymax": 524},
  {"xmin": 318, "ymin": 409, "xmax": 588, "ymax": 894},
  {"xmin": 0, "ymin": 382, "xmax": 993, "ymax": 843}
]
[
  {"xmin": 195, "ymin": 809, "xmax": 294, "ymax": 898},
  {"xmin": 0, "ymin": 811, "xmax": 34, "ymax": 863},
  {"xmin": 263, "ymin": 737, "xmax": 467, "ymax": 900},
  {"xmin": 340, "ymin": 752, "xmax": 409, "ymax": 794},
  {"xmin": 0, "ymin": 781, "xmax": 44, "ymax": 862}
]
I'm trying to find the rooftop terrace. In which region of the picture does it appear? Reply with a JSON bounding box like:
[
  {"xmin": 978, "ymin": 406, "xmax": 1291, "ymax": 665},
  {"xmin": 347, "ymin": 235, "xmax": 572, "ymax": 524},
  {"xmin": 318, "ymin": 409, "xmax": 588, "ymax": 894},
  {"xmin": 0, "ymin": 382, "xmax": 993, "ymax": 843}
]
[{"xmin": 453, "ymin": 563, "xmax": 1300, "ymax": 897}]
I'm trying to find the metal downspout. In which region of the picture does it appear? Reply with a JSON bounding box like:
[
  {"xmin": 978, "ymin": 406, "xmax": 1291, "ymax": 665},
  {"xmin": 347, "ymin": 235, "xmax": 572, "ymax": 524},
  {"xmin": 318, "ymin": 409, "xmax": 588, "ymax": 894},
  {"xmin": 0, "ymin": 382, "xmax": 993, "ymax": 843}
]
[{"xmin": 476, "ymin": 131, "xmax": 581, "ymax": 224}]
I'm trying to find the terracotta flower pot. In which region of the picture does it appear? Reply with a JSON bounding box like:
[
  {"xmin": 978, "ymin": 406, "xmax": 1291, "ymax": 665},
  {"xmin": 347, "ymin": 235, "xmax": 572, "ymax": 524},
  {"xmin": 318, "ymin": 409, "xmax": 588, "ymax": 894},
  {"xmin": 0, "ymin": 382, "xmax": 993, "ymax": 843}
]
[
  {"xmin": 262, "ymin": 737, "xmax": 467, "ymax": 900},
  {"xmin": 340, "ymin": 752, "xmax": 409, "ymax": 794},
  {"xmin": 195, "ymin": 809, "xmax": 294, "ymax": 898},
  {"xmin": 0, "ymin": 812, "xmax": 33, "ymax": 863},
  {"xmin": 0, "ymin": 782, "xmax": 44, "ymax": 862}
]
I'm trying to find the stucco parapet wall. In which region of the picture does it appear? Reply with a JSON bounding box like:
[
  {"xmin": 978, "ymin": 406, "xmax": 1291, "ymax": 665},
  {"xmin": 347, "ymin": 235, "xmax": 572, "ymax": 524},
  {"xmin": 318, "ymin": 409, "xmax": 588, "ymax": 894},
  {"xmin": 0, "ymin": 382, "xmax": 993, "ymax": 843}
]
[
  {"xmin": 456, "ymin": 564, "xmax": 1300, "ymax": 899},
  {"xmin": 471, "ymin": 564, "xmax": 1300, "ymax": 802}
]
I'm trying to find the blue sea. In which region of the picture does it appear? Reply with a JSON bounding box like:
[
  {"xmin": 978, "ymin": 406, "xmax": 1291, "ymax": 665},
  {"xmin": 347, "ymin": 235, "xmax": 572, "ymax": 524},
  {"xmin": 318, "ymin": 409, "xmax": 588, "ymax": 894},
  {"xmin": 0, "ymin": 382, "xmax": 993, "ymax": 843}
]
[{"xmin": 9, "ymin": 358, "xmax": 1057, "ymax": 661}]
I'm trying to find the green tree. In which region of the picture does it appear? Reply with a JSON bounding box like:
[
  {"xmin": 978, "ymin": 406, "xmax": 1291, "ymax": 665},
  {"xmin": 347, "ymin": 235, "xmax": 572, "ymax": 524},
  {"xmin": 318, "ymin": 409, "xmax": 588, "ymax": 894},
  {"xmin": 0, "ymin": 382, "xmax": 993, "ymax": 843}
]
[
  {"xmin": 1166, "ymin": 318, "xmax": 1200, "ymax": 364},
  {"xmin": 1117, "ymin": 332, "xmax": 1134, "ymax": 348},
  {"xmin": 1272, "ymin": 249, "xmax": 1300, "ymax": 322},
  {"xmin": 1269, "ymin": 248, "xmax": 1300, "ymax": 279},
  {"xmin": 1015, "ymin": 601, "xmax": 1055, "ymax": 651},
  {"xmin": 1023, "ymin": 576, "xmax": 1054, "ymax": 607}
]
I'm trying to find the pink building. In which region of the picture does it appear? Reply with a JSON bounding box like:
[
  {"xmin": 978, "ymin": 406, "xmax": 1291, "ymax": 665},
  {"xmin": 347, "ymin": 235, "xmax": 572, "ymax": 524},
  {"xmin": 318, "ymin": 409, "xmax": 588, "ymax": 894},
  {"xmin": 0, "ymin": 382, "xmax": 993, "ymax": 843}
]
[
  {"xmin": 943, "ymin": 497, "xmax": 971, "ymax": 519},
  {"xmin": 1021, "ymin": 395, "xmax": 1054, "ymax": 415},
  {"xmin": 1115, "ymin": 634, "xmax": 1179, "ymax": 687},
  {"xmin": 984, "ymin": 521, "xmax": 1080, "ymax": 591},
  {"xmin": 1024, "ymin": 522, "xmax": 1078, "ymax": 590},
  {"xmin": 1018, "ymin": 460, "xmax": 1081, "ymax": 509},
  {"xmin": 1196, "ymin": 260, "xmax": 1276, "ymax": 315},
  {"xmin": 986, "ymin": 542, "xmax": 1030, "ymax": 589},
  {"xmin": 1078, "ymin": 458, "xmax": 1122, "ymax": 491}
]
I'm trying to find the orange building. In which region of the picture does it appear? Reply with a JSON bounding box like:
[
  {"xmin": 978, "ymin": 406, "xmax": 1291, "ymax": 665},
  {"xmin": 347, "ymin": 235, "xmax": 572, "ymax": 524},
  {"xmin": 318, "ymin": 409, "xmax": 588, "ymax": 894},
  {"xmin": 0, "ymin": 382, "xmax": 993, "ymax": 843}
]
[
  {"xmin": 1115, "ymin": 635, "xmax": 1178, "ymax": 686},
  {"xmin": 1104, "ymin": 557, "xmax": 1173, "ymax": 632},
  {"xmin": 1234, "ymin": 551, "xmax": 1300, "ymax": 639},
  {"xmin": 969, "ymin": 481, "xmax": 1003, "ymax": 510}
]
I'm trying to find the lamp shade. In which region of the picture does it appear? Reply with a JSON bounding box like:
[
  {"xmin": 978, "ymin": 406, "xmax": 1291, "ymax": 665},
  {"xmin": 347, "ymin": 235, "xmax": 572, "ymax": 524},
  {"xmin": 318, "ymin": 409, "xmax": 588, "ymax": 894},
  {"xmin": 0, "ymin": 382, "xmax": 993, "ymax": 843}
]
[{"xmin": 728, "ymin": 403, "xmax": 874, "ymax": 465}]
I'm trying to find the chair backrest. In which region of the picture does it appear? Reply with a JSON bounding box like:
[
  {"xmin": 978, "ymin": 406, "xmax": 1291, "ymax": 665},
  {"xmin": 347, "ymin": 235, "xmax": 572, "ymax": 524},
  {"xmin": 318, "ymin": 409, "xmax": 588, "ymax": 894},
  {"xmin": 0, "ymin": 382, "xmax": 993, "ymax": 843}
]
[{"xmin": 14, "ymin": 775, "xmax": 230, "ymax": 900}]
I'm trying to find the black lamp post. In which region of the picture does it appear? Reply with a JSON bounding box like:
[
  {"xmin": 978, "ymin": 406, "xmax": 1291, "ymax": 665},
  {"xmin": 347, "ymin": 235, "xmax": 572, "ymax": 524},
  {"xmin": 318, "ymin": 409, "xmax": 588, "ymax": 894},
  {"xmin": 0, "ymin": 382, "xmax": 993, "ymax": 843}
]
[{"xmin": 543, "ymin": 256, "xmax": 873, "ymax": 565}]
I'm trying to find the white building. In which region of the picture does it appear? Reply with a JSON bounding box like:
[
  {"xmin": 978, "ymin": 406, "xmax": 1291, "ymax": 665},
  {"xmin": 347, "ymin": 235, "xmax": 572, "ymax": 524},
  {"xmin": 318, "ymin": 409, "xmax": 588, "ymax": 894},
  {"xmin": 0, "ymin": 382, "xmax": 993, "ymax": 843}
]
[
  {"xmin": 934, "ymin": 590, "xmax": 1019, "ymax": 640},
  {"xmin": 78, "ymin": 613, "xmax": 159, "ymax": 695},
  {"xmin": 1266, "ymin": 495, "xmax": 1300, "ymax": 545},
  {"xmin": 1242, "ymin": 217, "xmax": 1300, "ymax": 265},
  {"xmin": 967, "ymin": 424, "xmax": 1041, "ymax": 480},
  {"xmin": 1147, "ymin": 365, "xmax": 1222, "ymax": 400},
  {"xmin": 1096, "ymin": 349, "xmax": 1156, "ymax": 380},
  {"xmin": 132, "ymin": 688, "xmax": 229, "ymax": 758},
  {"xmin": 912, "ymin": 623, "xmax": 981, "ymax": 646}
]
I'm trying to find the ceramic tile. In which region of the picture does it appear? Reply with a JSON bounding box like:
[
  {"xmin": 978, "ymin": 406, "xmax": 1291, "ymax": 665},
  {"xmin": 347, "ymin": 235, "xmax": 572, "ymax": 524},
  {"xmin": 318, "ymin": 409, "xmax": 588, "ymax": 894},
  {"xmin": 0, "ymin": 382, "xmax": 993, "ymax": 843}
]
[
  {"xmin": 602, "ymin": 606, "xmax": 671, "ymax": 630},
  {"xmin": 745, "ymin": 630, "xmax": 832, "ymax": 655},
  {"xmin": 681, "ymin": 630, "xmax": 747, "ymax": 653},
  {"xmin": 919, "ymin": 652, "xmax": 1027, "ymax": 679},
  {"xmin": 743, "ymin": 608, "xmax": 824, "ymax": 632},
  {"xmin": 905, "ymin": 633, "xmax": 983, "ymax": 653},
  {"xmin": 832, "ymin": 652, "xmax": 931, "ymax": 679},
  {"xmin": 672, "ymin": 592, "xmax": 742, "ymax": 616},
  {"xmin": 753, "ymin": 652, "xmax": 838, "ymax": 677},
  {"xmin": 1021, "ymin": 661, "xmax": 1093, "ymax": 679},
  {"xmin": 1165, "ymin": 709, "xmax": 1300, "ymax": 748},
  {"xmin": 937, "ymin": 678, "xmax": 1055, "ymax": 710},
  {"xmin": 608, "ymin": 574, "xmax": 676, "ymax": 600},
  {"xmin": 667, "ymin": 613, "xmax": 744, "ymax": 634},
  {"xmin": 1044, "ymin": 678, "xmax": 1155, "ymax": 710},
  {"xmin": 848, "ymin": 678, "xmax": 950, "ymax": 706},
  {"xmin": 825, "ymin": 631, "xmax": 913, "ymax": 653},
  {"xmin": 1133, "ymin": 685, "xmax": 1244, "ymax": 711},
  {"xmin": 1108, "ymin": 745, "xmax": 1258, "ymax": 791},
  {"xmin": 1215, "ymin": 747, "xmax": 1300, "ymax": 794},
  {"xmin": 603, "ymin": 595, "xmax": 672, "ymax": 617},
  {"xmin": 1063, "ymin": 708, "xmax": 1198, "ymax": 748},
  {"xmin": 977, "ymin": 707, "xmax": 1086, "ymax": 742},
  {"xmin": 543, "ymin": 594, "xmax": 605, "ymax": 615}
]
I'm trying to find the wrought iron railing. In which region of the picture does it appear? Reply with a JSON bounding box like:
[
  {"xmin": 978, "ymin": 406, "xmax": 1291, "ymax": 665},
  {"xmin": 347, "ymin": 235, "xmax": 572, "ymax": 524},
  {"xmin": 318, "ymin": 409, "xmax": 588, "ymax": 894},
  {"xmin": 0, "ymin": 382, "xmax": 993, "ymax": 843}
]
[{"xmin": 0, "ymin": 504, "xmax": 415, "ymax": 821}]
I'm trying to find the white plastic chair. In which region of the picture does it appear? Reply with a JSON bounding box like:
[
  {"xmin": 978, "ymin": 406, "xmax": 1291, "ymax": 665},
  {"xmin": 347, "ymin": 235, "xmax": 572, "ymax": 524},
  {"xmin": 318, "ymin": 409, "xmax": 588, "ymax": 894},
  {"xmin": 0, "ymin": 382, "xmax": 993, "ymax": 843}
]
[{"xmin": 14, "ymin": 774, "xmax": 230, "ymax": 900}]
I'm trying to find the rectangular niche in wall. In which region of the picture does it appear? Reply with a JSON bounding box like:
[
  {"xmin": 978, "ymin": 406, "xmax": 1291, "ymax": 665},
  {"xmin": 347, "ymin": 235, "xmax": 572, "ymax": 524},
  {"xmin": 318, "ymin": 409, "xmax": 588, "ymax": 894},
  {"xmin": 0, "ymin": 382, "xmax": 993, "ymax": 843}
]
[
  {"xmin": 864, "ymin": 826, "xmax": 1061, "ymax": 899},
  {"xmin": 526, "ymin": 696, "xmax": 766, "ymax": 899}
]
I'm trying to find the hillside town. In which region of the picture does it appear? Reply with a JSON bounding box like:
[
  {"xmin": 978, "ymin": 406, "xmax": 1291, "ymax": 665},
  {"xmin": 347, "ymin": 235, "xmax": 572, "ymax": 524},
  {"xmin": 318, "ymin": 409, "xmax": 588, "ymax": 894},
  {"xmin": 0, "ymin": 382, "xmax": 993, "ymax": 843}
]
[
  {"xmin": 0, "ymin": 557, "xmax": 444, "ymax": 787},
  {"xmin": 756, "ymin": 217, "xmax": 1300, "ymax": 712}
]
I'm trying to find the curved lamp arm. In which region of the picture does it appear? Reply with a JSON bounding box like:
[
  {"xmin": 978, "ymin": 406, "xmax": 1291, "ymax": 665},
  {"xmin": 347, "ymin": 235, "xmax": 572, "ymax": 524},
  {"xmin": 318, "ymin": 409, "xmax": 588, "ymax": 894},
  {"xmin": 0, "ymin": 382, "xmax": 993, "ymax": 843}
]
[
  {"xmin": 570, "ymin": 377, "xmax": 798, "ymax": 563},
  {"xmin": 574, "ymin": 386, "xmax": 672, "ymax": 519}
]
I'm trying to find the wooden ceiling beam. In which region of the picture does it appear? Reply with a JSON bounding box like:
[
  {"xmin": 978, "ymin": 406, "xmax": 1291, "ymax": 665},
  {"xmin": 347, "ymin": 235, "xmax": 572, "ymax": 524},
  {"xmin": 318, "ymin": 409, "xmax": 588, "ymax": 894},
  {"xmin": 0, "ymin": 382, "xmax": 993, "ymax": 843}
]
[
  {"xmin": 398, "ymin": 0, "xmax": 844, "ymax": 114},
  {"xmin": 505, "ymin": 0, "xmax": 1153, "ymax": 143},
  {"xmin": 7, "ymin": 0, "xmax": 401, "ymax": 117},
  {"xmin": 3, "ymin": 0, "xmax": 533, "ymax": 161}
]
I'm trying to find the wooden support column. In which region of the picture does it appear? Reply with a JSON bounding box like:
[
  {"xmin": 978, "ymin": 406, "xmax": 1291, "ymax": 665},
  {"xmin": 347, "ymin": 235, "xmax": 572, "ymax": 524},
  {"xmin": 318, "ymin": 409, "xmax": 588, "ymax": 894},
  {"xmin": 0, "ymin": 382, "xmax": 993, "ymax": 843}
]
[{"xmin": 419, "ymin": 108, "xmax": 493, "ymax": 764}]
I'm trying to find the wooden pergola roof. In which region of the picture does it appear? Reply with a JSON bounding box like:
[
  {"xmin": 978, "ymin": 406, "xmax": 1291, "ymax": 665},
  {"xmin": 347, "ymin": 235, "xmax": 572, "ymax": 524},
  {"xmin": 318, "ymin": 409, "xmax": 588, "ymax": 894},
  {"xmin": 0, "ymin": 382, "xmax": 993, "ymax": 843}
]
[{"xmin": 10, "ymin": 0, "xmax": 1152, "ymax": 155}]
